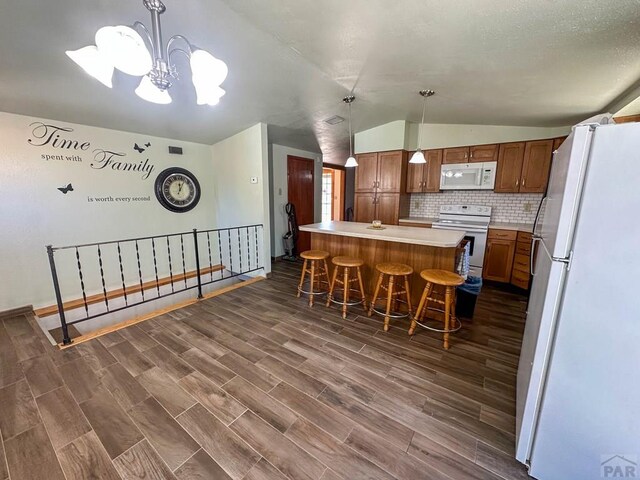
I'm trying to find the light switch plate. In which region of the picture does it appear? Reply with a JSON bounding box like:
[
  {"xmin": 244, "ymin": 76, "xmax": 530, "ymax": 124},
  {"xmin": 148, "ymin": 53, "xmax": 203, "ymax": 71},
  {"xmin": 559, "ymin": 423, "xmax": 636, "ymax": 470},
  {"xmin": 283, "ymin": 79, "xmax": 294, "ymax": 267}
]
[{"xmin": 250, "ymin": 176, "xmax": 258, "ymax": 184}]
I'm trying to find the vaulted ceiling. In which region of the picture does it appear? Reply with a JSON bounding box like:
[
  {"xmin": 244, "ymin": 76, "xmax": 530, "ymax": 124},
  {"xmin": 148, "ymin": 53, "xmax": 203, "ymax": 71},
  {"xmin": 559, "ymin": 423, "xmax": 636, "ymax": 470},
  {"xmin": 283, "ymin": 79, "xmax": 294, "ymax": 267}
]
[{"xmin": 1, "ymin": 0, "xmax": 640, "ymax": 163}]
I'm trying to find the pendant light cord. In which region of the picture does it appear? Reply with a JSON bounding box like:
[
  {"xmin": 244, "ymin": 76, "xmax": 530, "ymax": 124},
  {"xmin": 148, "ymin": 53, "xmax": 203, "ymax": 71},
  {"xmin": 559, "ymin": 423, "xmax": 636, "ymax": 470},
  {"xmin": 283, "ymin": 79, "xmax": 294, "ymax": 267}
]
[
  {"xmin": 348, "ymin": 101, "xmax": 353, "ymax": 156},
  {"xmin": 418, "ymin": 94, "xmax": 427, "ymax": 151}
]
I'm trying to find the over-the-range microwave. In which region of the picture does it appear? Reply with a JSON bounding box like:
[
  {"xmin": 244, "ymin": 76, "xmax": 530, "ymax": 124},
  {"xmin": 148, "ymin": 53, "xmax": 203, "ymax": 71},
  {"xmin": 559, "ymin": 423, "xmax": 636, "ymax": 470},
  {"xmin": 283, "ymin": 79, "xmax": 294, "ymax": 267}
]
[{"xmin": 440, "ymin": 161, "xmax": 497, "ymax": 190}]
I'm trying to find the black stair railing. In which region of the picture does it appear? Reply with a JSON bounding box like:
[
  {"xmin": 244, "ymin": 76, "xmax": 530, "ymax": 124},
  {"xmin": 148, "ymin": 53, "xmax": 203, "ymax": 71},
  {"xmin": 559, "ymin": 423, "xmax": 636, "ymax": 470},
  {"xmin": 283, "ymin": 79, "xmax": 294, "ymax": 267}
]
[{"xmin": 46, "ymin": 225, "xmax": 264, "ymax": 345}]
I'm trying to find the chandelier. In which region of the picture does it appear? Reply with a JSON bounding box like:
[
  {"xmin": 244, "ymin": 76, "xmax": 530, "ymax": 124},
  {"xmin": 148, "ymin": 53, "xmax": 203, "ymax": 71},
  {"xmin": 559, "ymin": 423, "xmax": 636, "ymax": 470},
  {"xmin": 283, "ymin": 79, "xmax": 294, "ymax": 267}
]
[{"xmin": 65, "ymin": 0, "xmax": 228, "ymax": 105}]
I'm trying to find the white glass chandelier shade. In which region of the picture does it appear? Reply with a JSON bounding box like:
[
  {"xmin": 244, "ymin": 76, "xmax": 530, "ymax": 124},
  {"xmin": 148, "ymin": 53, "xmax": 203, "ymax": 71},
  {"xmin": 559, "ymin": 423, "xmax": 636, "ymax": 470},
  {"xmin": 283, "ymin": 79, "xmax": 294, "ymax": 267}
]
[
  {"xmin": 345, "ymin": 156, "xmax": 358, "ymax": 168},
  {"xmin": 190, "ymin": 50, "xmax": 228, "ymax": 85},
  {"xmin": 409, "ymin": 149, "xmax": 426, "ymax": 164},
  {"xmin": 95, "ymin": 26, "xmax": 152, "ymax": 76},
  {"xmin": 135, "ymin": 76, "xmax": 172, "ymax": 104},
  {"xmin": 65, "ymin": 46, "xmax": 114, "ymax": 88}
]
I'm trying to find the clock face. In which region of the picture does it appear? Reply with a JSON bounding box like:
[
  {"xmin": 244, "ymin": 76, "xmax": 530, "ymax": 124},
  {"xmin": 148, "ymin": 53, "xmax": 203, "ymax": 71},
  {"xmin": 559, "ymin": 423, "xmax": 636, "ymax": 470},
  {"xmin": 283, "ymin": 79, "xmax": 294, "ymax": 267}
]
[{"xmin": 154, "ymin": 167, "xmax": 201, "ymax": 213}]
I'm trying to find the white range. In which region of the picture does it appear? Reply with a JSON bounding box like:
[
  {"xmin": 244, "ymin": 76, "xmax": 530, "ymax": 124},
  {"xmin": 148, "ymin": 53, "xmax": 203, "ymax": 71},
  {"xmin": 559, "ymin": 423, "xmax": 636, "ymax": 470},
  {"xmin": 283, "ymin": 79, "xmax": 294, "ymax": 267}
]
[{"xmin": 431, "ymin": 204, "xmax": 491, "ymax": 278}]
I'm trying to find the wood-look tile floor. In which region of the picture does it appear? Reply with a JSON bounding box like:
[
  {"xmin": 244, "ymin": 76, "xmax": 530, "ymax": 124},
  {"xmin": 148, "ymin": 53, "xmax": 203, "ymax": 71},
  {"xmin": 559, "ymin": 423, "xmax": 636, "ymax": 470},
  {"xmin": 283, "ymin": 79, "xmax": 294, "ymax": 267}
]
[{"xmin": 0, "ymin": 261, "xmax": 533, "ymax": 480}]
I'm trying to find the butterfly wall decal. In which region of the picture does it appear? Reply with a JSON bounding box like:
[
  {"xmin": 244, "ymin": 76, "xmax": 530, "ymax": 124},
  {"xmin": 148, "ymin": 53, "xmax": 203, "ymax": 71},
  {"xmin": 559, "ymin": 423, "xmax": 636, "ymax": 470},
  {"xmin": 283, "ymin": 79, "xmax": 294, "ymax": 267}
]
[
  {"xmin": 58, "ymin": 183, "xmax": 73, "ymax": 194},
  {"xmin": 133, "ymin": 143, "xmax": 145, "ymax": 153},
  {"xmin": 145, "ymin": 142, "xmax": 151, "ymax": 147}
]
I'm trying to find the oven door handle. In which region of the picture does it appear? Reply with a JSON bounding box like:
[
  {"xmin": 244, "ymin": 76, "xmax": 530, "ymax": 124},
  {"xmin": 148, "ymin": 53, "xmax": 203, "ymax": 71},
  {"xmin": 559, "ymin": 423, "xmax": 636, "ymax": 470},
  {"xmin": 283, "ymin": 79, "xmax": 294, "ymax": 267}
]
[{"xmin": 432, "ymin": 226, "xmax": 488, "ymax": 234}]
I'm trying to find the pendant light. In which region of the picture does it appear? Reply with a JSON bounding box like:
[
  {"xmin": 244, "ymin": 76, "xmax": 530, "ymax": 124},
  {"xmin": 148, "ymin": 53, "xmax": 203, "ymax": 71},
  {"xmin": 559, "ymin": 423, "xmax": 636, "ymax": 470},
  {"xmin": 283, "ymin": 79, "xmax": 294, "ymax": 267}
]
[
  {"xmin": 343, "ymin": 95, "xmax": 358, "ymax": 168},
  {"xmin": 410, "ymin": 89, "xmax": 435, "ymax": 164}
]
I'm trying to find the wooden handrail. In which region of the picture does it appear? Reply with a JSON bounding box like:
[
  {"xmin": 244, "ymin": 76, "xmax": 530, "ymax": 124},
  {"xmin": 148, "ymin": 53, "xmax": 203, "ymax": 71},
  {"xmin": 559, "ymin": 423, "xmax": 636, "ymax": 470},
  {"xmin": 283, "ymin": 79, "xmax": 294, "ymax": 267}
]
[{"xmin": 35, "ymin": 264, "xmax": 224, "ymax": 317}]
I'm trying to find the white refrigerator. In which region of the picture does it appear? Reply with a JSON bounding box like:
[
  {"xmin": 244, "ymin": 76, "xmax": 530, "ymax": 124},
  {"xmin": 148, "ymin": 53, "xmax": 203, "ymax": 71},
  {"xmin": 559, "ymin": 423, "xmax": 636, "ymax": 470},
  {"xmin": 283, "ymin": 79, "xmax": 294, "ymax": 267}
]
[{"xmin": 516, "ymin": 121, "xmax": 640, "ymax": 479}]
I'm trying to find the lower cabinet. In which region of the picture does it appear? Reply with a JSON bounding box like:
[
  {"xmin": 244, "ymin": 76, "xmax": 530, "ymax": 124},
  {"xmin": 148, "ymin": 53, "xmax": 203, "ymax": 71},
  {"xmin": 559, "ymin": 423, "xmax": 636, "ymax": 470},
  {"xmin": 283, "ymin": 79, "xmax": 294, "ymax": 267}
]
[
  {"xmin": 483, "ymin": 229, "xmax": 517, "ymax": 283},
  {"xmin": 354, "ymin": 193, "xmax": 401, "ymax": 225},
  {"xmin": 511, "ymin": 231, "xmax": 533, "ymax": 289}
]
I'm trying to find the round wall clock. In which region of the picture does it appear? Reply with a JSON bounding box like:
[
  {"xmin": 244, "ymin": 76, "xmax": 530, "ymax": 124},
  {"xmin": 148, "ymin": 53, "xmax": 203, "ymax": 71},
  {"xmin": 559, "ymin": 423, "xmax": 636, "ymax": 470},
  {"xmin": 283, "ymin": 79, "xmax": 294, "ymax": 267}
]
[{"xmin": 154, "ymin": 167, "xmax": 201, "ymax": 213}]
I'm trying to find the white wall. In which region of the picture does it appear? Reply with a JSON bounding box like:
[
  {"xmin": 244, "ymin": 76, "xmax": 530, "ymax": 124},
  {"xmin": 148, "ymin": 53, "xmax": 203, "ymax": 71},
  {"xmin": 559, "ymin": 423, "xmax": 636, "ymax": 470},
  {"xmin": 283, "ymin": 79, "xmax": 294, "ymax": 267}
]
[
  {"xmin": 0, "ymin": 112, "xmax": 270, "ymax": 313},
  {"xmin": 269, "ymin": 144, "xmax": 322, "ymax": 257},
  {"xmin": 354, "ymin": 120, "xmax": 571, "ymax": 153},
  {"xmin": 211, "ymin": 123, "xmax": 271, "ymax": 273}
]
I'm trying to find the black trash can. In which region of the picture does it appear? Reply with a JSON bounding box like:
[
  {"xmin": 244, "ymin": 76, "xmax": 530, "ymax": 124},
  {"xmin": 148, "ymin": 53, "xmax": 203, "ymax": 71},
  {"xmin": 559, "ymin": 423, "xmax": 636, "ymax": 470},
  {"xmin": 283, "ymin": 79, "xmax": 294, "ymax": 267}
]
[{"xmin": 456, "ymin": 276, "xmax": 482, "ymax": 320}]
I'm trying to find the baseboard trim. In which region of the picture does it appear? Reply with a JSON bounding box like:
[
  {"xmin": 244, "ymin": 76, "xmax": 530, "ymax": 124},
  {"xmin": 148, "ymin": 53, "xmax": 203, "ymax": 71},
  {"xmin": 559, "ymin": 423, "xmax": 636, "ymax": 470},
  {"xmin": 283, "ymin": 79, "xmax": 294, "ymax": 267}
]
[
  {"xmin": 0, "ymin": 305, "xmax": 34, "ymax": 320},
  {"xmin": 58, "ymin": 276, "xmax": 265, "ymax": 350}
]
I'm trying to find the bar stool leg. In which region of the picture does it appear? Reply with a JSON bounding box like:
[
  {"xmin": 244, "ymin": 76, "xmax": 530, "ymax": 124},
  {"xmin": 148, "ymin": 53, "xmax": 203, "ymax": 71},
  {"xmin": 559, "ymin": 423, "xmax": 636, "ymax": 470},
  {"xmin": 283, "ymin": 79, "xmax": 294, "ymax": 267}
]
[
  {"xmin": 322, "ymin": 259, "xmax": 331, "ymax": 291},
  {"xmin": 444, "ymin": 286, "xmax": 453, "ymax": 349},
  {"xmin": 309, "ymin": 260, "xmax": 316, "ymax": 307},
  {"xmin": 297, "ymin": 259, "xmax": 308, "ymax": 298},
  {"xmin": 384, "ymin": 275, "xmax": 395, "ymax": 332},
  {"xmin": 326, "ymin": 265, "xmax": 339, "ymax": 307},
  {"xmin": 368, "ymin": 273, "xmax": 384, "ymax": 317},
  {"xmin": 342, "ymin": 267, "xmax": 350, "ymax": 319},
  {"xmin": 403, "ymin": 275, "xmax": 413, "ymax": 317},
  {"xmin": 409, "ymin": 282, "xmax": 432, "ymax": 335},
  {"xmin": 356, "ymin": 267, "xmax": 367, "ymax": 311}
]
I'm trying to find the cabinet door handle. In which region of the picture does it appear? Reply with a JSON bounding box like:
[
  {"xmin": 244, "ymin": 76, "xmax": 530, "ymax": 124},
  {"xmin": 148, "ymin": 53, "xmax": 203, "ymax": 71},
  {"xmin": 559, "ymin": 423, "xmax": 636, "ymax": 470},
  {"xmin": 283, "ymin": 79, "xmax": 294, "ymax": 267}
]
[
  {"xmin": 372, "ymin": 180, "xmax": 376, "ymax": 188},
  {"xmin": 376, "ymin": 180, "xmax": 380, "ymax": 188},
  {"xmin": 521, "ymin": 178, "xmax": 525, "ymax": 187},
  {"xmin": 470, "ymin": 151, "xmax": 473, "ymax": 159},
  {"xmin": 515, "ymin": 179, "xmax": 519, "ymax": 188}
]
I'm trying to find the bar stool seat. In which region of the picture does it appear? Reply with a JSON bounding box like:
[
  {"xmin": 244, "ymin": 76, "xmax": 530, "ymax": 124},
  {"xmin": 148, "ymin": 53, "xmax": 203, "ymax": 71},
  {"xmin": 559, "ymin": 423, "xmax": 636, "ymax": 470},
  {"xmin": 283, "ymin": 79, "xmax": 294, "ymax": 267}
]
[
  {"xmin": 297, "ymin": 250, "xmax": 330, "ymax": 307},
  {"xmin": 326, "ymin": 256, "xmax": 367, "ymax": 318},
  {"xmin": 368, "ymin": 263, "xmax": 413, "ymax": 331},
  {"xmin": 409, "ymin": 269, "xmax": 464, "ymax": 349}
]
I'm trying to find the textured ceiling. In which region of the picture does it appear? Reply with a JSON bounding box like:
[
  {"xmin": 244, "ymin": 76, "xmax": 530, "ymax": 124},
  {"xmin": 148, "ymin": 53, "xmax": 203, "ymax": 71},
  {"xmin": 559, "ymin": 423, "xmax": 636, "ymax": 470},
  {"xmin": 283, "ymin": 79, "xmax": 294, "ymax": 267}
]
[{"xmin": 1, "ymin": 0, "xmax": 640, "ymax": 163}]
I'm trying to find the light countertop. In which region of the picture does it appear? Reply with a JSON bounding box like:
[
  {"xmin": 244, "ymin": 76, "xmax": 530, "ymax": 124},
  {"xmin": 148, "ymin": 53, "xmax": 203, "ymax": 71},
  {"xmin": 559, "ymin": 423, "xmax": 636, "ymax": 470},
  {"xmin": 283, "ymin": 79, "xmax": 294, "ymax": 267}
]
[
  {"xmin": 399, "ymin": 217, "xmax": 534, "ymax": 233},
  {"xmin": 299, "ymin": 221, "xmax": 465, "ymax": 247}
]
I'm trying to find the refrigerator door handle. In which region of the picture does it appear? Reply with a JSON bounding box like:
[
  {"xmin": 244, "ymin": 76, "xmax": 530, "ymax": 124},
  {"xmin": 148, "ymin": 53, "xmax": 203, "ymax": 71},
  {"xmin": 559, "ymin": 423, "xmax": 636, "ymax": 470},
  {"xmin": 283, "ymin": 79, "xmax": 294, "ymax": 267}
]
[{"xmin": 531, "ymin": 236, "xmax": 541, "ymax": 275}]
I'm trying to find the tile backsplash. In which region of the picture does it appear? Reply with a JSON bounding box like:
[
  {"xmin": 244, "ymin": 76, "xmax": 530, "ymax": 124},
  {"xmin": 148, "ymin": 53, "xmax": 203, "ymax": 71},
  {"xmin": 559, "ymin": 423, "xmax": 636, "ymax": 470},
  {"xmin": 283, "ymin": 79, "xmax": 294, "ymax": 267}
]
[{"xmin": 410, "ymin": 191, "xmax": 544, "ymax": 224}]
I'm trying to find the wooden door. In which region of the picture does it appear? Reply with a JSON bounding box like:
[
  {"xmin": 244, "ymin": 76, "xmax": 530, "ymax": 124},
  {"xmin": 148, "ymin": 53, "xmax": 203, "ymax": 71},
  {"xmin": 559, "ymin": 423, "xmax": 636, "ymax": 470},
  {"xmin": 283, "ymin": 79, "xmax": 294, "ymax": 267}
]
[
  {"xmin": 553, "ymin": 136, "xmax": 568, "ymax": 151},
  {"xmin": 483, "ymin": 239, "xmax": 516, "ymax": 282},
  {"xmin": 406, "ymin": 156, "xmax": 425, "ymax": 193},
  {"xmin": 424, "ymin": 149, "xmax": 443, "ymax": 192},
  {"xmin": 443, "ymin": 147, "xmax": 470, "ymax": 164},
  {"xmin": 354, "ymin": 193, "xmax": 376, "ymax": 223},
  {"xmin": 354, "ymin": 153, "xmax": 378, "ymax": 192},
  {"xmin": 495, "ymin": 142, "xmax": 525, "ymax": 193},
  {"xmin": 469, "ymin": 144, "xmax": 498, "ymax": 162},
  {"xmin": 376, "ymin": 194, "xmax": 400, "ymax": 225},
  {"xmin": 287, "ymin": 155, "xmax": 315, "ymax": 253},
  {"xmin": 377, "ymin": 151, "xmax": 404, "ymax": 192},
  {"xmin": 332, "ymin": 169, "xmax": 345, "ymax": 221},
  {"xmin": 520, "ymin": 140, "xmax": 554, "ymax": 193}
]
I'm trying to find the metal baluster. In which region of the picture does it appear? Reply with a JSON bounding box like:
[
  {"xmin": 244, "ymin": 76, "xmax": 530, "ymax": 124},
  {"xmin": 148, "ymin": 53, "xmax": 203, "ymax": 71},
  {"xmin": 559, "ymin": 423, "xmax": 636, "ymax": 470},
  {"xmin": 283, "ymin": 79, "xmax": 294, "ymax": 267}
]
[
  {"xmin": 228, "ymin": 229, "xmax": 233, "ymax": 276},
  {"xmin": 217, "ymin": 230, "xmax": 223, "ymax": 279},
  {"xmin": 135, "ymin": 240, "xmax": 145, "ymax": 301},
  {"xmin": 166, "ymin": 236, "xmax": 174, "ymax": 293},
  {"xmin": 97, "ymin": 244, "xmax": 109, "ymax": 312},
  {"xmin": 180, "ymin": 234, "xmax": 187, "ymax": 288},
  {"xmin": 151, "ymin": 238, "xmax": 160, "ymax": 297},
  {"xmin": 255, "ymin": 226, "xmax": 259, "ymax": 269},
  {"xmin": 246, "ymin": 227, "xmax": 251, "ymax": 271},
  {"xmin": 206, "ymin": 231, "xmax": 213, "ymax": 281},
  {"xmin": 75, "ymin": 247, "xmax": 89, "ymax": 317},
  {"xmin": 238, "ymin": 228, "xmax": 243, "ymax": 274},
  {"xmin": 46, "ymin": 246, "xmax": 72, "ymax": 345},
  {"xmin": 193, "ymin": 229, "xmax": 203, "ymax": 299},
  {"xmin": 116, "ymin": 242, "xmax": 128, "ymax": 306}
]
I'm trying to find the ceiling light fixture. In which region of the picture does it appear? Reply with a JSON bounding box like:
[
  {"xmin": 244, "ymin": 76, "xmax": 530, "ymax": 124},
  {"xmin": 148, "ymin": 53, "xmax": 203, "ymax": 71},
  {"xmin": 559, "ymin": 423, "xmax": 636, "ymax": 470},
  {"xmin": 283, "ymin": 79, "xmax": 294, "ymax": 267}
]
[
  {"xmin": 65, "ymin": 0, "xmax": 228, "ymax": 106},
  {"xmin": 343, "ymin": 95, "xmax": 358, "ymax": 168},
  {"xmin": 410, "ymin": 89, "xmax": 435, "ymax": 164}
]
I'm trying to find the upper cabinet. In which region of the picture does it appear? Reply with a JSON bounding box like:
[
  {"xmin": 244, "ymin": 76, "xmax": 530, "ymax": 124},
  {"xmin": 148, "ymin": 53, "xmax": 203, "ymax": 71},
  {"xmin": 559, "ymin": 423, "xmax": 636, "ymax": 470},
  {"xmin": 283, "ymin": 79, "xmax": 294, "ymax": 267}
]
[
  {"xmin": 553, "ymin": 136, "xmax": 568, "ymax": 151},
  {"xmin": 495, "ymin": 142, "xmax": 526, "ymax": 193},
  {"xmin": 469, "ymin": 144, "xmax": 498, "ymax": 162},
  {"xmin": 494, "ymin": 139, "xmax": 554, "ymax": 193},
  {"xmin": 442, "ymin": 147, "xmax": 469, "ymax": 164},
  {"xmin": 354, "ymin": 153, "xmax": 379, "ymax": 192},
  {"xmin": 406, "ymin": 149, "xmax": 442, "ymax": 193},
  {"xmin": 355, "ymin": 150, "xmax": 405, "ymax": 193},
  {"xmin": 520, "ymin": 139, "xmax": 554, "ymax": 193}
]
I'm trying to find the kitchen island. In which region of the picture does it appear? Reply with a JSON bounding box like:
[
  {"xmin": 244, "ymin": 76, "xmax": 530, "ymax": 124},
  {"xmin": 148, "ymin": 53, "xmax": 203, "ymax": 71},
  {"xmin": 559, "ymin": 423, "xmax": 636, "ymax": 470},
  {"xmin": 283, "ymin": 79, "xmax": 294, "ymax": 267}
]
[{"xmin": 299, "ymin": 221, "xmax": 465, "ymax": 306}]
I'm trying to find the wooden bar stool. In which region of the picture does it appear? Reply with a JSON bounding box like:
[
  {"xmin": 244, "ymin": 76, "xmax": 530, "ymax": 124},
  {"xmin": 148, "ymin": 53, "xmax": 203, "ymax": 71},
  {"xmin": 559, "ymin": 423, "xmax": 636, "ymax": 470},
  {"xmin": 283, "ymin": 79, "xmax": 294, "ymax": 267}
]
[
  {"xmin": 326, "ymin": 256, "xmax": 367, "ymax": 318},
  {"xmin": 297, "ymin": 250, "xmax": 331, "ymax": 307},
  {"xmin": 368, "ymin": 263, "xmax": 413, "ymax": 332},
  {"xmin": 409, "ymin": 269, "xmax": 464, "ymax": 349}
]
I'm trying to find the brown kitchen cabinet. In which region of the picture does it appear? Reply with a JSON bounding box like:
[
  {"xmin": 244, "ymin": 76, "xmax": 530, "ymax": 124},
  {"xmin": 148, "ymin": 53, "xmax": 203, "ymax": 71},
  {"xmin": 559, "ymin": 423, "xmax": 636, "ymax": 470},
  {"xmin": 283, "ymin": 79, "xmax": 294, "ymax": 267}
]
[
  {"xmin": 553, "ymin": 136, "xmax": 568, "ymax": 151},
  {"xmin": 520, "ymin": 140, "xmax": 554, "ymax": 193},
  {"xmin": 355, "ymin": 150, "xmax": 405, "ymax": 193},
  {"xmin": 511, "ymin": 231, "xmax": 533, "ymax": 290},
  {"xmin": 443, "ymin": 147, "xmax": 470, "ymax": 164},
  {"xmin": 354, "ymin": 192, "xmax": 400, "ymax": 225},
  {"xmin": 354, "ymin": 153, "xmax": 379, "ymax": 192},
  {"xmin": 469, "ymin": 144, "xmax": 498, "ymax": 162},
  {"xmin": 494, "ymin": 139, "xmax": 554, "ymax": 194},
  {"xmin": 406, "ymin": 149, "xmax": 442, "ymax": 193},
  {"xmin": 483, "ymin": 229, "xmax": 517, "ymax": 283}
]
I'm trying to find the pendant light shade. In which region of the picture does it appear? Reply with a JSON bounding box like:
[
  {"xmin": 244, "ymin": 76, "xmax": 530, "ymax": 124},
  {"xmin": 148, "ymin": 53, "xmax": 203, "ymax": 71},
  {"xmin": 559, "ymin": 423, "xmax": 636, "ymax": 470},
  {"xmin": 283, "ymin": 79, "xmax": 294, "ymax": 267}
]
[
  {"xmin": 343, "ymin": 95, "xmax": 357, "ymax": 167},
  {"xmin": 65, "ymin": 46, "xmax": 114, "ymax": 88},
  {"xmin": 410, "ymin": 89, "xmax": 435, "ymax": 165},
  {"xmin": 95, "ymin": 26, "xmax": 152, "ymax": 76},
  {"xmin": 135, "ymin": 75, "xmax": 172, "ymax": 104}
]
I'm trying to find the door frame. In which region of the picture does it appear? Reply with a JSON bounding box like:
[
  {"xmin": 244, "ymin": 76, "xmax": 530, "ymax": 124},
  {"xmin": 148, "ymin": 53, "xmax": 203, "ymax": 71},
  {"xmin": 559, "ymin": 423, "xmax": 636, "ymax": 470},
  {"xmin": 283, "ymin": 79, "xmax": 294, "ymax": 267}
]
[{"xmin": 323, "ymin": 163, "xmax": 346, "ymax": 221}]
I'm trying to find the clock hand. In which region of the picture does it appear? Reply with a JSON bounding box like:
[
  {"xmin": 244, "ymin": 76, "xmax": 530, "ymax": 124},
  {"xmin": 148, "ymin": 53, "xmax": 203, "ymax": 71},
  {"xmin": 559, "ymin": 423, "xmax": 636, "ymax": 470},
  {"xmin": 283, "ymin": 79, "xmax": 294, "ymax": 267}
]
[{"xmin": 178, "ymin": 182, "xmax": 183, "ymax": 194}]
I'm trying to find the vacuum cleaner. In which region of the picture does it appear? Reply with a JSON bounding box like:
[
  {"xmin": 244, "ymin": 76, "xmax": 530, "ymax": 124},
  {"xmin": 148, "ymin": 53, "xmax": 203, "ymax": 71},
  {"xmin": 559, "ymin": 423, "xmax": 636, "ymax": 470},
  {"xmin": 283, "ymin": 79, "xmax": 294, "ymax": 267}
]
[{"xmin": 282, "ymin": 202, "xmax": 299, "ymax": 261}]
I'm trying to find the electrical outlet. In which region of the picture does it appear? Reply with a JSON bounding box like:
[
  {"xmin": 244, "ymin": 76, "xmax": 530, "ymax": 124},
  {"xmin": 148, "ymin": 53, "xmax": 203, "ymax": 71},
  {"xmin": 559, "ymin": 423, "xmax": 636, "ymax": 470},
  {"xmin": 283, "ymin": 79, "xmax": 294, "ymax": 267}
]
[
  {"xmin": 523, "ymin": 202, "xmax": 532, "ymax": 213},
  {"xmin": 250, "ymin": 176, "xmax": 258, "ymax": 184}
]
